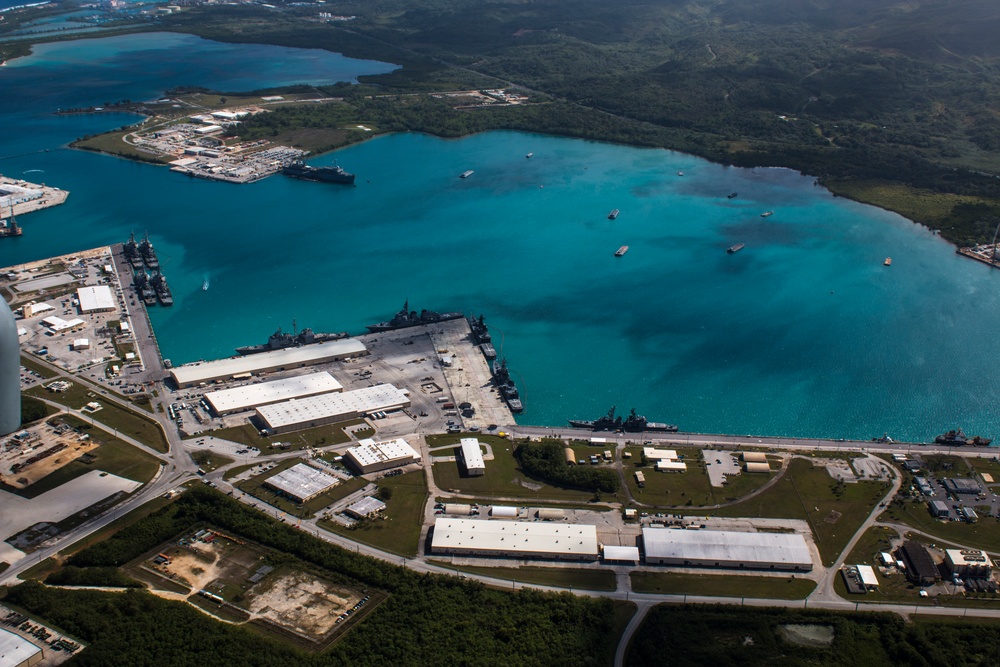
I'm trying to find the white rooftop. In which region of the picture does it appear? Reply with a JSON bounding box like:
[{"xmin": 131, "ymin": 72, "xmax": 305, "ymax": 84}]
[
  {"xmin": 346, "ymin": 496, "xmax": 387, "ymax": 517},
  {"xmin": 603, "ymin": 545, "xmax": 641, "ymax": 562},
  {"xmin": 856, "ymin": 564, "xmax": 879, "ymax": 587},
  {"xmin": 460, "ymin": 437, "xmax": 485, "ymax": 470},
  {"xmin": 432, "ymin": 518, "xmax": 599, "ymax": 557},
  {"xmin": 205, "ymin": 371, "xmax": 342, "ymax": 413},
  {"xmin": 170, "ymin": 338, "xmax": 367, "ymax": 386},
  {"xmin": 42, "ymin": 315, "xmax": 85, "ymax": 331},
  {"xmin": 0, "ymin": 627, "xmax": 42, "ymax": 666},
  {"xmin": 346, "ymin": 437, "xmax": 420, "ymax": 468},
  {"xmin": 656, "ymin": 460, "xmax": 687, "ymax": 471},
  {"xmin": 643, "ymin": 447, "xmax": 678, "ymax": 460},
  {"xmin": 643, "ymin": 528, "xmax": 813, "ymax": 567},
  {"xmin": 257, "ymin": 384, "xmax": 409, "ymax": 430},
  {"xmin": 264, "ymin": 463, "xmax": 338, "ymax": 500},
  {"xmin": 946, "ymin": 549, "xmax": 992, "ymax": 567},
  {"xmin": 77, "ymin": 284, "xmax": 115, "ymax": 312}
]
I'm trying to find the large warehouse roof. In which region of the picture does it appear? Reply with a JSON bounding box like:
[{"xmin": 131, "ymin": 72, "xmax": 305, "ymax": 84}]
[
  {"xmin": 205, "ymin": 371, "xmax": 343, "ymax": 414},
  {"xmin": 643, "ymin": 528, "xmax": 813, "ymax": 569},
  {"xmin": 76, "ymin": 285, "xmax": 115, "ymax": 312},
  {"xmin": 256, "ymin": 384, "xmax": 409, "ymax": 432},
  {"xmin": 432, "ymin": 518, "xmax": 599, "ymax": 558},
  {"xmin": 263, "ymin": 463, "xmax": 338, "ymax": 501},
  {"xmin": 0, "ymin": 627, "xmax": 42, "ymax": 667},
  {"xmin": 170, "ymin": 339, "xmax": 367, "ymax": 387}
]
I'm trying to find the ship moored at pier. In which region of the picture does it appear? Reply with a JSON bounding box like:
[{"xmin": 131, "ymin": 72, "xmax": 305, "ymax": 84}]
[
  {"xmin": 935, "ymin": 428, "xmax": 992, "ymax": 447},
  {"xmin": 236, "ymin": 322, "xmax": 349, "ymax": 355},
  {"xmin": 568, "ymin": 406, "xmax": 678, "ymax": 432},
  {"xmin": 366, "ymin": 300, "xmax": 463, "ymax": 332},
  {"xmin": 492, "ymin": 358, "xmax": 523, "ymax": 413},
  {"xmin": 282, "ymin": 161, "xmax": 355, "ymax": 185}
]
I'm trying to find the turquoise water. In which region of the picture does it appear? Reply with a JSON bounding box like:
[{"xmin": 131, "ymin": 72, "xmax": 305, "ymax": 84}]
[{"xmin": 2, "ymin": 33, "xmax": 1000, "ymax": 441}]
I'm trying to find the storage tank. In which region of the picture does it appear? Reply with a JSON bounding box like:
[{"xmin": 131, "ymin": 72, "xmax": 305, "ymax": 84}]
[{"xmin": 0, "ymin": 296, "xmax": 20, "ymax": 435}]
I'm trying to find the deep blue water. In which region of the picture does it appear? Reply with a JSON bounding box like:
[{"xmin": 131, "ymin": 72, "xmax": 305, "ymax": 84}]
[{"xmin": 2, "ymin": 32, "xmax": 999, "ymax": 442}]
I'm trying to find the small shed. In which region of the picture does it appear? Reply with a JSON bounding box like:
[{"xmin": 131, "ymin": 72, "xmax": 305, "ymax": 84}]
[
  {"xmin": 491, "ymin": 505, "xmax": 518, "ymax": 518},
  {"xmin": 564, "ymin": 448, "xmax": 576, "ymax": 464},
  {"xmin": 634, "ymin": 471, "xmax": 645, "ymax": 487}
]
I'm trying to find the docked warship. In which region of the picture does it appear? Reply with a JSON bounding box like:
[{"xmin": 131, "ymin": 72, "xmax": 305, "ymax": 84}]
[
  {"xmin": 366, "ymin": 300, "xmax": 463, "ymax": 333},
  {"xmin": 282, "ymin": 161, "xmax": 355, "ymax": 185},
  {"xmin": 236, "ymin": 322, "xmax": 348, "ymax": 355},
  {"xmin": 150, "ymin": 271, "xmax": 173, "ymax": 306},
  {"xmin": 568, "ymin": 406, "xmax": 678, "ymax": 432},
  {"xmin": 469, "ymin": 314, "xmax": 496, "ymax": 359},
  {"xmin": 133, "ymin": 271, "xmax": 156, "ymax": 306},
  {"xmin": 123, "ymin": 232, "xmax": 144, "ymax": 270},
  {"xmin": 492, "ymin": 358, "xmax": 523, "ymax": 413},
  {"xmin": 138, "ymin": 232, "xmax": 160, "ymax": 271},
  {"xmin": 935, "ymin": 428, "xmax": 992, "ymax": 447}
]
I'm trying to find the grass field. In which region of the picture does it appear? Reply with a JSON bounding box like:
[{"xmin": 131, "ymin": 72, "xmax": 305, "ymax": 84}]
[
  {"xmin": 881, "ymin": 498, "xmax": 1000, "ymax": 552},
  {"xmin": 430, "ymin": 434, "xmax": 600, "ymax": 502},
  {"xmin": 206, "ymin": 418, "xmax": 364, "ymax": 452},
  {"xmin": 236, "ymin": 458, "xmax": 368, "ymax": 519},
  {"xmin": 190, "ymin": 450, "xmax": 233, "ymax": 473},
  {"xmin": 630, "ymin": 571, "xmax": 816, "ymax": 599},
  {"xmin": 19, "ymin": 355, "xmax": 57, "ymax": 378},
  {"xmin": 428, "ymin": 561, "xmax": 617, "ymax": 591},
  {"xmin": 694, "ymin": 458, "xmax": 890, "ymax": 566},
  {"xmin": 320, "ymin": 469, "xmax": 427, "ymax": 557}
]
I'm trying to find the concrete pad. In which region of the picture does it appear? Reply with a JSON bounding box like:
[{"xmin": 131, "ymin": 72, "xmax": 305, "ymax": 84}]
[{"xmin": 702, "ymin": 449, "xmax": 740, "ymax": 487}]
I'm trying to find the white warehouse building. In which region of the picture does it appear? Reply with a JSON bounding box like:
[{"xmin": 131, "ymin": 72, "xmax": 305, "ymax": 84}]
[
  {"xmin": 431, "ymin": 518, "xmax": 599, "ymax": 561},
  {"xmin": 204, "ymin": 371, "xmax": 343, "ymax": 415},
  {"xmin": 642, "ymin": 528, "xmax": 813, "ymax": 571},
  {"xmin": 344, "ymin": 437, "xmax": 421, "ymax": 474},
  {"xmin": 255, "ymin": 384, "xmax": 410, "ymax": 435},
  {"xmin": 460, "ymin": 437, "xmax": 485, "ymax": 476},
  {"xmin": 76, "ymin": 285, "xmax": 116, "ymax": 313}
]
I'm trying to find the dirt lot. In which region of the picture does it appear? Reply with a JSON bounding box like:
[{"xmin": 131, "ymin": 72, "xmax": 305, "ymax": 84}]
[
  {"xmin": 0, "ymin": 423, "xmax": 97, "ymax": 489},
  {"xmin": 246, "ymin": 569, "xmax": 360, "ymax": 637}
]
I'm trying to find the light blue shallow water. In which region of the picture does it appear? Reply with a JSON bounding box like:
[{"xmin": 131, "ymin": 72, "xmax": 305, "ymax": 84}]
[{"xmin": 1, "ymin": 33, "xmax": 999, "ymax": 442}]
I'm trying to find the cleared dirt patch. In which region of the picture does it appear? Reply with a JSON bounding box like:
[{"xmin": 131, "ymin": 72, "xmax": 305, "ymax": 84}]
[{"xmin": 247, "ymin": 569, "xmax": 360, "ymax": 637}]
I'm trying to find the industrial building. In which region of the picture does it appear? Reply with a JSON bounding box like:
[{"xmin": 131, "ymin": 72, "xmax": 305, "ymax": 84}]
[
  {"xmin": 344, "ymin": 437, "xmax": 420, "ymax": 474},
  {"xmin": 76, "ymin": 285, "xmax": 115, "ymax": 313},
  {"xmin": 431, "ymin": 518, "xmax": 599, "ymax": 560},
  {"xmin": 642, "ymin": 528, "xmax": 813, "ymax": 571},
  {"xmin": 170, "ymin": 339, "xmax": 368, "ymax": 388},
  {"xmin": 0, "ymin": 627, "xmax": 43, "ymax": 667},
  {"xmin": 20, "ymin": 302, "xmax": 53, "ymax": 318},
  {"xmin": 491, "ymin": 505, "xmax": 518, "ymax": 518},
  {"xmin": 460, "ymin": 438, "xmax": 486, "ymax": 476},
  {"xmin": 41, "ymin": 316, "xmax": 85, "ymax": 333},
  {"xmin": 900, "ymin": 541, "xmax": 939, "ymax": 586},
  {"xmin": 262, "ymin": 463, "xmax": 339, "ymax": 503},
  {"xmin": 740, "ymin": 451, "xmax": 767, "ymax": 463},
  {"xmin": 929, "ymin": 500, "xmax": 950, "ymax": 518},
  {"xmin": 643, "ymin": 447, "xmax": 678, "ymax": 461},
  {"xmin": 345, "ymin": 496, "xmax": 386, "ymax": 519},
  {"xmin": 656, "ymin": 460, "xmax": 688, "ymax": 472},
  {"xmin": 603, "ymin": 546, "xmax": 641, "ymax": 563},
  {"xmin": 564, "ymin": 447, "xmax": 575, "ymax": 464},
  {"xmin": 204, "ymin": 371, "xmax": 343, "ymax": 415},
  {"xmin": 443, "ymin": 503, "xmax": 474, "ymax": 515},
  {"xmin": 945, "ymin": 549, "xmax": 993, "ymax": 579},
  {"xmin": 943, "ymin": 478, "xmax": 981, "ymax": 495},
  {"xmin": 856, "ymin": 564, "xmax": 879, "ymax": 590},
  {"xmin": 915, "ymin": 476, "xmax": 933, "ymax": 495},
  {"xmin": 744, "ymin": 461, "xmax": 770, "ymax": 473},
  {"xmin": 536, "ymin": 508, "xmax": 565, "ymax": 520},
  {"xmin": 254, "ymin": 384, "xmax": 409, "ymax": 435}
]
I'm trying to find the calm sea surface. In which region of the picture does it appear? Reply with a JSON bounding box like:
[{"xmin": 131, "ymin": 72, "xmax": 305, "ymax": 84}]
[{"xmin": 2, "ymin": 32, "xmax": 999, "ymax": 441}]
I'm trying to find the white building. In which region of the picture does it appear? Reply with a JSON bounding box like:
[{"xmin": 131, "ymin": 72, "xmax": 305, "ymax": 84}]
[
  {"xmin": 71, "ymin": 338, "xmax": 90, "ymax": 350},
  {"xmin": 741, "ymin": 451, "xmax": 768, "ymax": 463},
  {"xmin": 21, "ymin": 302, "xmax": 53, "ymax": 318},
  {"xmin": 0, "ymin": 626, "xmax": 43, "ymax": 667},
  {"xmin": 856, "ymin": 564, "xmax": 879, "ymax": 589},
  {"xmin": 656, "ymin": 460, "xmax": 687, "ymax": 472},
  {"xmin": 345, "ymin": 496, "xmax": 386, "ymax": 519},
  {"xmin": 76, "ymin": 285, "xmax": 116, "ymax": 313},
  {"xmin": 643, "ymin": 447, "xmax": 678, "ymax": 461},
  {"xmin": 41, "ymin": 316, "xmax": 85, "ymax": 333},
  {"xmin": 431, "ymin": 518, "xmax": 599, "ymax": 560},
  {"xmin": 642, "ymin": 528, "xmax": 813, "ymax": 571},
  {"xmin": 255, "ymin": 384, "xmax": 409, "ymax": 435},
  {"xmin": 204, "ymin": 371, "xmax": 343, "ymax": 415},
  {"xmin": 344, "ymin": 437, "xmax": 420, "ymax": 474},
  {"xmin": 460, "ymin": 437, "xmax": 485, "ymax": 476},
  {"xmin": 262, "ymin": 463, "xmax": 338, "ymax": 503},
  {"xmin": 603, "ymin": 545, "xmax": 641, "ymax": 563},
  {"xmin": 170, "ymin": 339, "xmax": 367, "ymax": 387}
]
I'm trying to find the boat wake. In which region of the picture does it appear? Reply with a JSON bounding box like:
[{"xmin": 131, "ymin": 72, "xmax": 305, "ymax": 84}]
[
  {"xmin": 23, "ymin": 169, "xmax": 43, "ymax": 174},
  {"xmin": 202, "ymin": 274, "xmax": 210, "ymax": 291}
]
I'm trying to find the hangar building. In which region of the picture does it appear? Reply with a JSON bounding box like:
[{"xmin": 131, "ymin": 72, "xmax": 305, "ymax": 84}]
[
  {"xmin": 344, "ymin": 437, "xmax": 420, "ymax": 474},
  {"xmin": 254, "ymin": 384, "xmax": 409, "ymax": 435},
  {"xmin": 204, "ymin": 371, "xmax": 343, "ymax": 415},
  {"xmin": 170, "ymin": 339, "xmax": 367, "ymax": 388},
  {"xmin": 642, "ymin": 528, "xmax": 813, "ymax": 571},
  {"xmin": 431, "ymin": 518, "xmax": 599, "ymax": 561}
]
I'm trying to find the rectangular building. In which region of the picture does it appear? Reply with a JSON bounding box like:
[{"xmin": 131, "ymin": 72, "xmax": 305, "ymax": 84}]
[
  {"xmin": 856, "ymin": 564, "xmax": 879, "ymax": 589},
  {"xmin": 744, "ymin": 461, "xmax": 770, "ymax": 473},
  {"xmin": 344, "ymin": 437, "xmax": 420, "ymax": 474},
  {"xmin": 945, "ymin": 549, "xmax": 993, "ymax": 579},
  {"xmin": 656, "ymin": 460, "xmax": 687, "ymax": 472},
  {"xmin": 643, "ymin": 447, "xmax": 678, "ymax": 461},
  {"xmin": 262, "ymin": 462, "xmax": 338, "ymax": 503},
  {"xmin": 460, "ymin": 437, "xmax": 485, "ymax": 476},
  {"xmin": 41, "ymin": 316, "xmax": 85, "ymax": 332},
  {"xmin": 929, "ymin": 500, "xmax": 950, "ymax": 518},
  {"xmin": 345, "ymin": 496, "xmax": 387, "ymax": 519},
  {"xmin": 255, "ymin": 384, "xmax": 409, "ymax": 435},
  {"xmin": 170, "ymin": 339, "xmax": 367, "ymax": 387},
  {"xmin": 943, "ymin": 478, "xmax": 981, "ymax": 495},
  {"xmin": 603, "ymin": 546, "xmax": 641, "ymax": 563},
  {"xmin": 443, "ymin": 503, "xmax": 474, "ymax": 515},
  {"xmin": 0, "ymin": 627, "xmax": 43, "ymax": 667},
  {"xmin": 741, "ymin": 451, "xmax": 768, "ymax": 463},
  {"xmin": 900, "ymin": 541, "xmax": 939, "ymax": 586},
  {"xmin": 642, "ymin": 528, "xmax": 813, "ymax": 571},
  {"xmin": 204, "ymin": 371, "xmax": 343, "ymax": 415},
  {"xmin": 431, "ymin": 518, "xmax": 599, "ymax": 561},
  {"xmin": 76, "ymin": 285, "xmax": 116, "ymax": 312},
  {"xmin": 914, "ymin": 476, "xmax": 933, "ymax": 495}
]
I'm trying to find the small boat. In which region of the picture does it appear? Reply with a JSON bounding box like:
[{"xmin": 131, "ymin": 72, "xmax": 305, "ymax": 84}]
[
  {"xmin": 727, "ymin": 243, "xmax": 745, "ymax": 254},
  {"xmin": 760, "ymin": 211, "xmax": 773, "ymax": 218},
  {"xmin": 615, "ymin": 246, "xmax": 629, "ymax": 257},
  {"xmin": 608, "ymin": 209, "xmax": 620, "ymax": 220},
  {"xmin": 884, "ymin": 257, "xmax": 892, "ymax": 266},
  {"xmin": 526, "ymin": 152, "xmax": 533, "ymax": 158},
  {"xmin": 677, "ymin": 171, "xmax": 684, "ymax": 176},
  {"xmin": 727, "ymin": 192, "xmax": 738, "ymax": 199},
  {"xmin": 460, "ymin": 170, "xmax": 474, "ymax": 178}
]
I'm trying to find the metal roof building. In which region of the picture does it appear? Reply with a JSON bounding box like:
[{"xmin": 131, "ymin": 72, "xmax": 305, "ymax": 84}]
[
  {"xmin": 491, "ymin": 505, "xmax": 518, "ymax": 518},
  {"xmin": 943, "ymin": 477, "xmax": 981, "ymax": 495},
  {"xmin": 170, "ymin": 339, "xmax": 368, "ymax": 387},
  {"xmin": 744, "ymin": 461, "xmax": 771, "ymax": 473},
  {"xmin": 642, "ymin": 528, "xmax": 813, "ymax": 571},
  {"xmin": 204, "ymin": 371, "xmax": 343, "ymax": 415},
  {"xmin": 431, "ymin": 518, "xmax": 599, "ymax": 561},
  {"xmin": 262, "ymin": 462, "xmax": 339, "ymax": 503},
  {"xmin": 344, "ymin": 437, "xmax": 420, "ymax": 474},
  {"xmin": 460, "ymin": 437, "xmax": 485, "ymax": 476},
  {"xmin": 643, "ymin": 447, "xmax": 678, "ymax": 461},
  {"xmin": 0, "ymin": 627, "xmax": 42, "ymax": 667},
  {"xmin": 900, "ymin": 540, "xmax": 939, "ymax": 585},
  {"xmin": 76, "ymin": 285, "xmax": 115, "ymax": 313},
  {"xmin": 255, "ymin": 384, "xmax": 409, "ymax": 435},
  {"xmin": 603, "ymin": 546, "xmax": 641, "ymax": 563},
  {"xmin": 345, "ymin": 496, "xmax": 387, "ymax": 519},
  {"xmin": 656, "ymin": 460, "xmax": 687, "ymax": 472},
  {"xmin": 856, "ymin": 564, "xmax": 879, "ymax": 589},
  {"xmin": 444, "ymin": 503, "xmax": 474, "ymax": 515},
  {"xmin": 741, "ymin": 452, "xmax": 768, "ymax": 463},
  {"xmin": 945, "ymin": 549, "xmax": 993, "ymax": 578}
]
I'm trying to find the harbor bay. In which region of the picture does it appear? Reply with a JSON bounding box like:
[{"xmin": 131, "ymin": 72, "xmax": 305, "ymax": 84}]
[{"xmin": 1, "ymin": 34, "xmax": 1000, "ymax": 442}]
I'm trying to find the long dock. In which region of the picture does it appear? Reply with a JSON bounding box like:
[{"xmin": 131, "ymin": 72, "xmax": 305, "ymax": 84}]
[{"xmin": 0, "ymin": 175, "xmax": 69, "ymax": 217}]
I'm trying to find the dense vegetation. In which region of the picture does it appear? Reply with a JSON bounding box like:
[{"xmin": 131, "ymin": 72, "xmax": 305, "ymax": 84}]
[
  {"xmin": 515, "ymin": 440, "xmax": 619, "ymax": 493},
  {"xmin": 6, "ymin": 486, "xmax": 618, "ymax": 666},
  {"xmin": 627, "ymin": 604, "xmax": 1000, "ymax": 666},
  {"xmin": 20, "ymin": 395, "xmax": 48, "ymax": 426}
]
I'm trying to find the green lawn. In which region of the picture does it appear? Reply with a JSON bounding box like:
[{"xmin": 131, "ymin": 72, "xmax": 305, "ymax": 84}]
[
  {"xmin": 236, "ymin": 458, "xmax": 368, "ymax": 519},
  {"xmin": 630, "ymin": 571, "xmax": 816, "ymax": 599},
  {"xmin": 190, "ymin": 451, "xmax": 233, "ymax": 473},
  {"xmin": 694, "ymin": 458, "xmax": 891, "ymax": 566},
  {"xmin": 429, "ymin": 561, "xmax": 617, "ymax": 591},
  {"xmin": 842, "ymin": 525, "xmax": 900, "ymax": 566},
  {"xmin": 205, "ymin": 418, "xmax": 364, "ymax": 452},
  {"xmin": 320, "ymin": 469, "xmax": 427, "ymax": 557},
  {"xmin": 430, "ymin": 434, "xmax": 601, "ymax": 502},
  {"xmin": 881, "ymin": 498, "xmax": 1000, "ymax": 552},
  {"xmin": 19, "ymin": 354, "xmax": 58, "ymax": 378}
]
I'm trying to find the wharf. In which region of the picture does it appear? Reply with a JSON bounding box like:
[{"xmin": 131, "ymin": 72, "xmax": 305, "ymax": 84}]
[
  {"xmin": 0, "ymin": 175, "xmax": 69, "ymax": 217},
  {"xmin": 957, "ymin": 246, "xmax": 1000, "ymax": 269}
]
